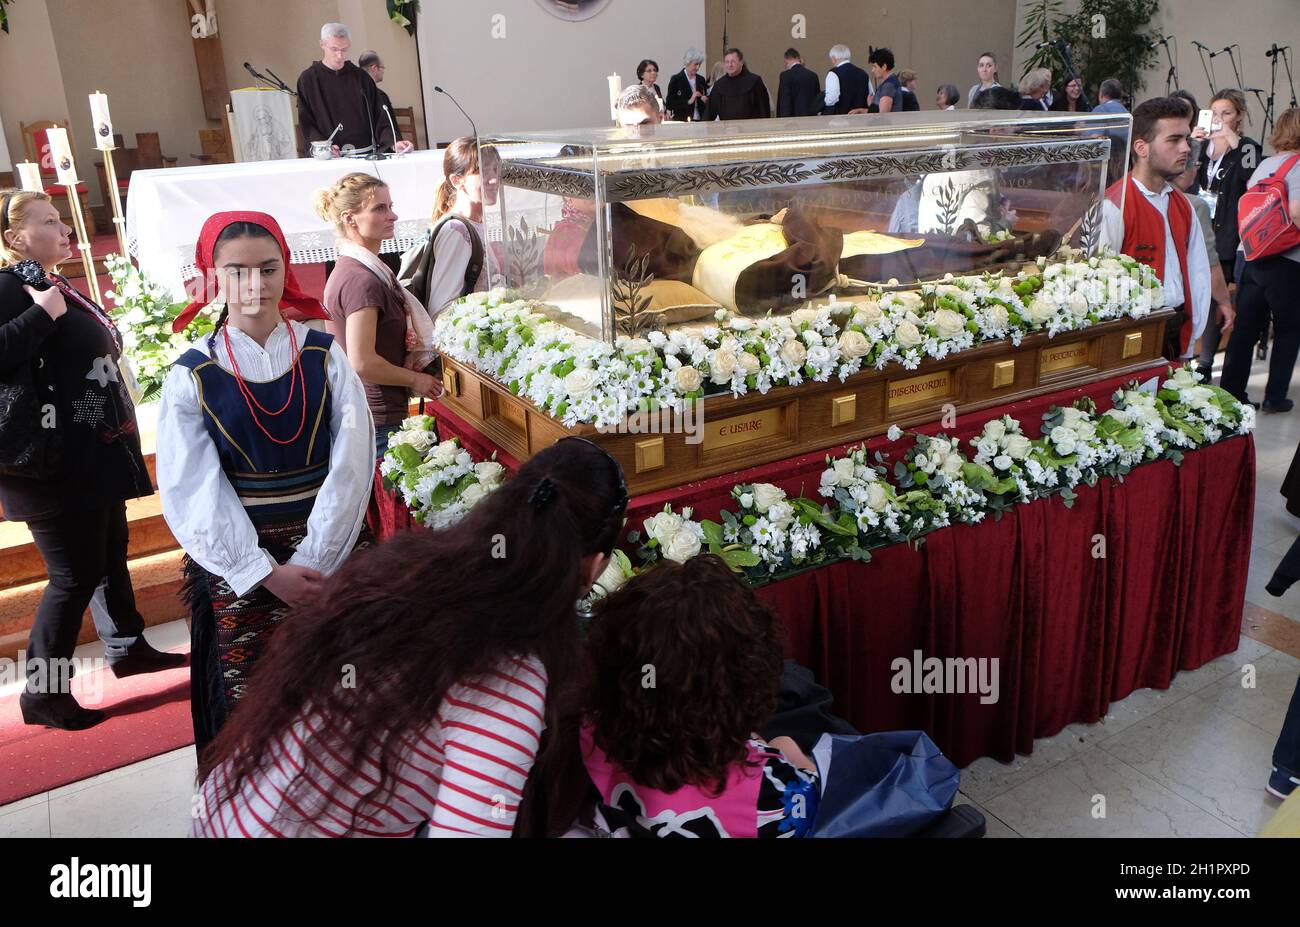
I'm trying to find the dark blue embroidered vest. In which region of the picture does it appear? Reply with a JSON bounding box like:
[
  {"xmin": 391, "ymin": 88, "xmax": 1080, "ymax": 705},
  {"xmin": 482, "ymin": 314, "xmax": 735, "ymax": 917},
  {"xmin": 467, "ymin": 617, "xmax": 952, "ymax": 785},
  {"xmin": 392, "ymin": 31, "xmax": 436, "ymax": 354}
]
[{"xmin": 176, "ymin": 328, "xmax": 334, "ymax": 529}]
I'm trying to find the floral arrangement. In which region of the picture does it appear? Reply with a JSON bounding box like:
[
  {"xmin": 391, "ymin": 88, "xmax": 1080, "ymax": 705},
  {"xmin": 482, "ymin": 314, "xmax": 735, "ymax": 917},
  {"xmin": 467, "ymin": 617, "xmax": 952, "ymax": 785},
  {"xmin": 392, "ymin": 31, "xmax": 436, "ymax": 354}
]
[
  {"xmin": 104, "ymin": 254, "xmax": 212, "ymax": 402},
  {"xmin": 431, "ymin": 253, "xmax": 1162, "ymax": 430},
  {"xmin": 380, "ymin": 416, "xmax": 505, "ymax": 528},
  {"xmin": 628, "ymin": 365, "xmax": 1253, "ymax": 583}
]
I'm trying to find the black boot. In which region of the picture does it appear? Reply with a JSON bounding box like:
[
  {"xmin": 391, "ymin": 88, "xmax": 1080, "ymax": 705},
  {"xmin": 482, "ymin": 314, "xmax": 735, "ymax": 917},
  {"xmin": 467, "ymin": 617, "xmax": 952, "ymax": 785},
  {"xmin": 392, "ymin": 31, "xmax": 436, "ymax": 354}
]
[
  {"xmin": 19, "ymin": 692, "xmax": 106, "ymax": 731},
  {"xmin": 108, "ymin": 643, "xmax": 187, "ymax": 679}
]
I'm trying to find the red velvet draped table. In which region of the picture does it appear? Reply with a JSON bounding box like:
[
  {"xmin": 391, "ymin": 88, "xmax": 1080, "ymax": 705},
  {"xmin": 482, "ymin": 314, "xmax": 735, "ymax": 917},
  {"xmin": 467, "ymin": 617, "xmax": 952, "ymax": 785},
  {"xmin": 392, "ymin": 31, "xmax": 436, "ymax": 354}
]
[{"xmin": 371, "ymin": 369, "xmax": 1256, "ymax": 768}]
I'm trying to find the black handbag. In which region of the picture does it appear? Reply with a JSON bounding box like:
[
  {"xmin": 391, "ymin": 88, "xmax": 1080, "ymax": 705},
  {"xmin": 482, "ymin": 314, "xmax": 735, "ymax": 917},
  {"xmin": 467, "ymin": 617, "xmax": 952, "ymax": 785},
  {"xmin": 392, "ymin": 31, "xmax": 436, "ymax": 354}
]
[{"xmin": 0, "ymin": 262, "xmax": 62, "ymax": 479}]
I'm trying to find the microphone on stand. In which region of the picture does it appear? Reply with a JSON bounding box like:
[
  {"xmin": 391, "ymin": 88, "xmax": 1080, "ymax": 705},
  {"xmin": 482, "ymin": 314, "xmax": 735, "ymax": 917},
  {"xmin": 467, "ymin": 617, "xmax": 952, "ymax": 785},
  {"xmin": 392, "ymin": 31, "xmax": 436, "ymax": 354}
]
[
  {"xmin": 360, "ymin": 82, "xmax": 382, "ymax": 159},
  {"xmin": 382, "ymin": 104, "xmax": 402, "ymax": 153},
  {"xmin": 265, "ymin": 68, "xmax": 297, "ymax": 96},
  {"xmin": 435, "ymin": 85, "xmax": 478, "ymax": 138}
]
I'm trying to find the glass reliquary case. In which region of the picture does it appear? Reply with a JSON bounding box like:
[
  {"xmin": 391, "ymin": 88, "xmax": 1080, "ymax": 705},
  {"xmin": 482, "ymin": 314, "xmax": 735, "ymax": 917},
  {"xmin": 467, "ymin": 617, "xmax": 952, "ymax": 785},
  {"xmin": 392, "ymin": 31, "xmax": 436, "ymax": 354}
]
[
  {"xmin": 477, "ymin": 109, "xmax": 1134, "ymax": 343},
  {"xmin": 438, "ymin": 111, "xmax": 1168, "ymax": 495}
]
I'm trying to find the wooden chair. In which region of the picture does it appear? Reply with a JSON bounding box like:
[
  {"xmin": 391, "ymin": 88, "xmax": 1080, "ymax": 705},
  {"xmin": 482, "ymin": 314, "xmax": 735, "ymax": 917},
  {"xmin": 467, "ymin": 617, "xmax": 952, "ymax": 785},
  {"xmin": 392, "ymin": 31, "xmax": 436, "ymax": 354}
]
[
  {"xmin": 392, "ymin": 106, "xmax": 419, "ymax": 149},
  {"xmin": 133, "ymin": 132, "xmax": 178, "ymax": 170},
  {"xmin": 191, "ymin": 126, "xmax": 234, "ymax": 165},
  {"xmin": 20, "ymin": 119, "xmax": 96, "ymax": 236}
]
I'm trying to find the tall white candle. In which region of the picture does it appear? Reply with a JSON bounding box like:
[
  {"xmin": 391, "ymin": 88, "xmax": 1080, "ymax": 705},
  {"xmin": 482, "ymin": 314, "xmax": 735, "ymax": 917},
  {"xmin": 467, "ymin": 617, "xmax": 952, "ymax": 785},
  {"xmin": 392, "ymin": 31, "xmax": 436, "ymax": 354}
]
[
  {"xmin": 89, "ymin": 92, "xmax": 114, "ymax": 150},
  {"xmin": 608, "ymin": 73, "xmax": 623, "ymax": 121},
  {"xmin": 16, "ymin": 162, "xmax": 43, "ymax": 192},
  {"xmin": 45, "ymin": 127, "xmax": 78, "ymax": 185}
]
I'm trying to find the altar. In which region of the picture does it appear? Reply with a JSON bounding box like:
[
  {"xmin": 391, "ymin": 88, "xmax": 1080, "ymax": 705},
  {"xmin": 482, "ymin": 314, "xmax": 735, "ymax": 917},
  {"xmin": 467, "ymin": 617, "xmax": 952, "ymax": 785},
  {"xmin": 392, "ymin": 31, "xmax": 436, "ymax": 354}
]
[{"xmin": 124, "ymin": 148, "xmax": 554, "ymax": 298}]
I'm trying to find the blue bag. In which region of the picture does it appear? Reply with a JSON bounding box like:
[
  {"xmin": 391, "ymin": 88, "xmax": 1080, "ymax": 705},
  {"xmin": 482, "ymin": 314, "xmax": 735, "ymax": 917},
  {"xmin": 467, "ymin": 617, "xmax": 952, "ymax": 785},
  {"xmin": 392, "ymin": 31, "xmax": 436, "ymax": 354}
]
[{"xmin": 809, "ymin": 730, "xmax": 960, "ymax": 837}]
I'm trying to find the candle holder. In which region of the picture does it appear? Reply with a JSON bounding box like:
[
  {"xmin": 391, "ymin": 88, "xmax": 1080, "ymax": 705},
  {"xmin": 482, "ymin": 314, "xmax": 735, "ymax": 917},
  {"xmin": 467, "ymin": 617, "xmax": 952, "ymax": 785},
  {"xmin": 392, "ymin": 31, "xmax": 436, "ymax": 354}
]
[
  {"xmin": 45, "ymin": 126, "xmax": 101, "ymax": 305},
  {"xmin": 100, "ymin": 146, "xmax": 129, "ymax": 259},
  {"xmin": 65, "ymin": 192, "xmax": 102, "ymax": 306}
]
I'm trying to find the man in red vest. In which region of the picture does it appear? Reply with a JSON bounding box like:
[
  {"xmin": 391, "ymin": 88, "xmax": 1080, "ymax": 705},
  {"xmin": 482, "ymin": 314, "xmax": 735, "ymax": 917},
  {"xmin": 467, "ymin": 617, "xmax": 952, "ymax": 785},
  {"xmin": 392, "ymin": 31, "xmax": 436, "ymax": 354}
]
[{"xmin": 1101, "ymin": 97, "xmax": 1211, "ymax": 361}]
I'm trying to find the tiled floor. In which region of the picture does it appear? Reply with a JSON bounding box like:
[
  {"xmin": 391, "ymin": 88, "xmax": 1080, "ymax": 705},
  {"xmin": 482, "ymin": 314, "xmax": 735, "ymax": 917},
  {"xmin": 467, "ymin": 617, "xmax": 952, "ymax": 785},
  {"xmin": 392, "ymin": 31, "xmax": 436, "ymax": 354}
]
[{"xmin": 1, "ymin": 355, "xmax": 1297, "ymax": 838}]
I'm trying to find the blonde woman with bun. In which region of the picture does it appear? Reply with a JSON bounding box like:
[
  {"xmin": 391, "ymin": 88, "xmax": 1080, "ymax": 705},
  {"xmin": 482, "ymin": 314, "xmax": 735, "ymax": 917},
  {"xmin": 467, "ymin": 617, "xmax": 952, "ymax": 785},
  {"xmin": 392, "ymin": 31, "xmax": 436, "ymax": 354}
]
[{"xmin": 316, "ymin": 172, "xmax": 440, "ymax": 458}]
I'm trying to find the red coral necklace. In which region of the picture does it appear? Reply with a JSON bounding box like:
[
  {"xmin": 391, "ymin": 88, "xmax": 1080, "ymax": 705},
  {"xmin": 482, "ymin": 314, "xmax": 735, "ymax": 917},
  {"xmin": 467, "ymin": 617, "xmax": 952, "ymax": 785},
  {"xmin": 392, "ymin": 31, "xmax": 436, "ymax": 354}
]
[{"xmin": 222, "ymin": 322, "xmax": 307, "ymax": 445}]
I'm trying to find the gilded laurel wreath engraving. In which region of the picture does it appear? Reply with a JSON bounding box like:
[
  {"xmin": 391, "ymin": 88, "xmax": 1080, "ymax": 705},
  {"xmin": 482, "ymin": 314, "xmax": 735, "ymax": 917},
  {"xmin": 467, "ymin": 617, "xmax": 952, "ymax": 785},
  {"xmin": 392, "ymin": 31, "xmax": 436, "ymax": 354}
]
[
  {"xmin": 500, "ymin": 164, "xmax": 595, "ymax": 199},
  {"xmin": 608, "ymin": 162, "xmax": 815, "ymax": 198}
]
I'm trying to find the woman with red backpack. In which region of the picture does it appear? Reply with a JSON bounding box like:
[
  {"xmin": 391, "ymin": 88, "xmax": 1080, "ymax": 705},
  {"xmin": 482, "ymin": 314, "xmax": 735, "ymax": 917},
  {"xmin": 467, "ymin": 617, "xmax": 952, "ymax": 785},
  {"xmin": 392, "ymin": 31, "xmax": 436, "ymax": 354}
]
[{"xmin": 1221, "ymin": 107, "xmax": 1300, "ymax": 411}]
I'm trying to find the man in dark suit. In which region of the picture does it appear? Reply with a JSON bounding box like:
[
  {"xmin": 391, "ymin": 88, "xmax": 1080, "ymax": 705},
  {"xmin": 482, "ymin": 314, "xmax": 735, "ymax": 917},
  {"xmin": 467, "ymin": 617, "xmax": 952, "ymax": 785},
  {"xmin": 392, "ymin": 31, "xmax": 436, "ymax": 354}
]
[
  {"xmin": 822, "ymin": 44, "xmax": 870, "ymax": 114},
  {"xmin": 777, "ymin": 48, "xmax": 822, "ymax": 117}
]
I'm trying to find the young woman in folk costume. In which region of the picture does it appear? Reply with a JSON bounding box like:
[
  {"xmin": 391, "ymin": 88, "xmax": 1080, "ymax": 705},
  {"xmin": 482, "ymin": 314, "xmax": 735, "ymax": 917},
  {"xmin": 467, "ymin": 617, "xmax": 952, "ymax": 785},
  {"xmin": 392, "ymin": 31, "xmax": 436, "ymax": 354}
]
[{"xmin": 157, "ymin": 211, "xmax": 375, "ymax": 757}]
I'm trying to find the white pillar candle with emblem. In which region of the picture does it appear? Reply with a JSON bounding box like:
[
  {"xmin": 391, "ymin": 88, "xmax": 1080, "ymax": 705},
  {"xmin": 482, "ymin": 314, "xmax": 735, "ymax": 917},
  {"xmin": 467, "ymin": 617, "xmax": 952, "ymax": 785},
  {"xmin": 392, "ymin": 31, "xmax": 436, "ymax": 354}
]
[
  {"xmin": 45, "ymin": 127, "xmax": 78, "ymax": 185},
  {"xmin": 89, "ymin": 92, "xmax": 115, "ymax": 150},
  {"xmin": 16, "ymin": 162, "xmax": 43, "ymax": 192},
  {"xmin": 608, "ymin": 73, "xmax": 622, "ymax": 121}
]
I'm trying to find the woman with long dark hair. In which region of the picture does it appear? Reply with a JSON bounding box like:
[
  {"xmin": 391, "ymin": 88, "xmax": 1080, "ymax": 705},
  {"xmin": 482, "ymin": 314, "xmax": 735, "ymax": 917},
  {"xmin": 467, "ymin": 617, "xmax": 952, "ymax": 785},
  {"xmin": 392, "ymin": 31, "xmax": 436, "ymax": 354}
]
[
  {"xmin": 157, "ymin": 211, "xmax": 373, "ymax": 755},
  {"xmin": 190, "ymin": 437, "xmax": 628, "ymax": 837}
]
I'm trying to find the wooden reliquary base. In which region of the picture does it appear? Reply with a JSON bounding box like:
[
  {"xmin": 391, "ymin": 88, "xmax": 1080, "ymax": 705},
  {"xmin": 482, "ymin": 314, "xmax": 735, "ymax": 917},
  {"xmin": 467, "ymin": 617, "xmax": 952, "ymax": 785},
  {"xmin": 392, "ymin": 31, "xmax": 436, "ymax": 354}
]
[{"xmin": 437, "ymin": 310, "xmax": 1173, "ymax": 496}]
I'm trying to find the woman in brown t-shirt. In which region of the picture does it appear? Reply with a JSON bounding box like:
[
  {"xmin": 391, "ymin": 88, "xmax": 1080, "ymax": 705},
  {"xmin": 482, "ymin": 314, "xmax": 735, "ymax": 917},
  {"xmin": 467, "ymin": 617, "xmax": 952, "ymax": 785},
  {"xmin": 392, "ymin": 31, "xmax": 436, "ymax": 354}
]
[{"xmin": 317, "ymin": 173, "xmax": 440, "ymax": 457}]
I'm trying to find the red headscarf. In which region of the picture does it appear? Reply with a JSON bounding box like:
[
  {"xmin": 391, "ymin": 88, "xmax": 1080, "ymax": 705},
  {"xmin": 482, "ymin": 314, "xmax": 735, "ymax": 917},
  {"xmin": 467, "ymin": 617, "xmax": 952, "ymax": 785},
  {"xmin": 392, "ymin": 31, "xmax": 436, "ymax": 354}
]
[{"xmin": 172, "ymin": 210, "xmax": 330, "ymax": 333}]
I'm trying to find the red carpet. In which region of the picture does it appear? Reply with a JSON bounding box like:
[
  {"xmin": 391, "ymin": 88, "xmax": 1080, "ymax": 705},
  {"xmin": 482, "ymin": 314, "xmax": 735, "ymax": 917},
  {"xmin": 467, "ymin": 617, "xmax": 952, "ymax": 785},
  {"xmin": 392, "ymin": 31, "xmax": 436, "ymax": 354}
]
[{"xmin": 0, "ymin": 650, "xmax": 194, "ymax": 806}]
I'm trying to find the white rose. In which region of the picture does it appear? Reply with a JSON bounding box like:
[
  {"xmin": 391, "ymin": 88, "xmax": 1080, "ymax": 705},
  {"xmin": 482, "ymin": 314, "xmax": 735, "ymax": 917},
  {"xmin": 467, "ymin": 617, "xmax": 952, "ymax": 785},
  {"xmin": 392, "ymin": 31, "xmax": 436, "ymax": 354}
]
[
  {"xmin": 790, "ymin": 307, "xmax": 819, "ymax": 327},
  {"xmin": 894, "ymin": 321, "xmax": 923, "ymax": 347},
  {"xmin": 833, "ymin": 457, "xmax": 857, "ymax": 486},
  {"xmin": 931, "ymin": 309, "xmax": 966, "ymax": 339},
  {"xmin": 997, "ymin": 277, "xmax": 1017, "ymax": 296},
  {"xmin": 779, "ymin": 339, "xmax": 807, "ymax": 366},
  {"xmin": 431, "ymin": 441, "xmax": 459, "ymax": 466},
  {"xmin": 672, "ymin": 365, "xmax": 703, "ymax": 393},
  {"xmin": 1025, "ymin": 295, "xmax": 1058, "ymax": 324},
  {"xmin": 738, "ymin": 352, "xmax": 761, "ymax": 375},
  {"xmin": 993, "ymin": 454, "xmax": 1013, "ymax": 471},
  {"xmin": 941, "ymin": 452, "xmax": 964, "ymax": 478},
  {"xmin": 983, "ymin": 419, "xmax": 1007, "ymax": 442},
  {"xmin": 752, "ymin": 483, "xmax": 786, "ymax": 511},
  {"xmin": 407, "ymin": 429, "xmax": 436, "ymax": 454},
  {"xmin": 854, "ymin": 302, "xmax": 884, "ymax": 327},
  {"xmin": 1060, "ymin": 407, "xmax": 1088, "ymax": 430},
  {"xmin": 644, "ymin": 511, "xmax": 683, "ymax": 547},
  {"xmin": 768, "ymin": 500, "xmax": 795, "ymax": 527},
  {"xmin": 1067, "ymin": 291, "xmax": 1090, "ymax": 318},
  {"xmin": 838, "ymin": 329, "xmax": 870, "ymax": 359},
  {"xmin": 890, "ymin": 291, "xmax": 924, "ymax": 311},
  {"xmin": 915, "ymin": 452, "xmax": 936, "ymax": 475},
  {"xmin": 563, "ymin": 368, "xmax": 600, "ymax": 399},
  {"xmin": 460, "ymin": 482, "xmax": 488, "ymax": 508},
  {"xmin": 664, "ymin": 526, "xmax": 702, "ymax": 563},
  {"xmin": 1004, "ymin": 434, "xmax": 1033, "ymax": 460},
  {"xmin": 1049, "ymin": 425, "xmax": 1075, "ymax": 447},
  {"xmin": 929, "ymin": 437, "xmax": 952, "ymax": 457},
  {"xmin": 474, "ymin": 461, "xmax": 505, "ymax": 487},
  {"xmin": 709, "ymin": 348, "xmax": 738, "ymax": 383},
  {"xmin": 621, "ymin": 337, "xmax": 653, "ymax": 355},
  {"xmin": 986, "ymin": 303, "xmax": 1011, "ymax": 329},
  {"xmin": 1054, "ymin": 439, "xmax": 1076, "ymax": 456},
  {"xmin": 865, "ymin": 481, "xmax": 890, "ymax": 511},
  {"xmin": 935, "ymin": 284, "xmax": 966, "ymax": 300},
  {"xmin": 594, "ymin": 557, "xmax": 629, "ymax": 595},
  {"xmin": 720, "ymin": 335, "xmax": 741, "ymax": 354},
  {"xmin": 739, "ymin": 492, "xmax": 754, "ymax": 509}
]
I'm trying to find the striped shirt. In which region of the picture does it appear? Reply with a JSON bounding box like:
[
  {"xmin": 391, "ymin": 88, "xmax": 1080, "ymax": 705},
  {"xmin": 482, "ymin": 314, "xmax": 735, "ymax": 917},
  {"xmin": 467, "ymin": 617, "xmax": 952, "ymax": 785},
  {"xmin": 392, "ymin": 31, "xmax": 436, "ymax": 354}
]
[{"xmin": 189, "ymin": 655, "xmax": 548, "ymax": 838}]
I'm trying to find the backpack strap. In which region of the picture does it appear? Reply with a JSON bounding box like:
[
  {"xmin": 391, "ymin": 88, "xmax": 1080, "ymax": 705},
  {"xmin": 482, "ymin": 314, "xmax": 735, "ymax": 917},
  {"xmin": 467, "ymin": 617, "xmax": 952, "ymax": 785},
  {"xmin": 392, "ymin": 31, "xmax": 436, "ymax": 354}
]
[{"xmin": 431, "ymin": 214, "xmax": 485, "ymax": 298}]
